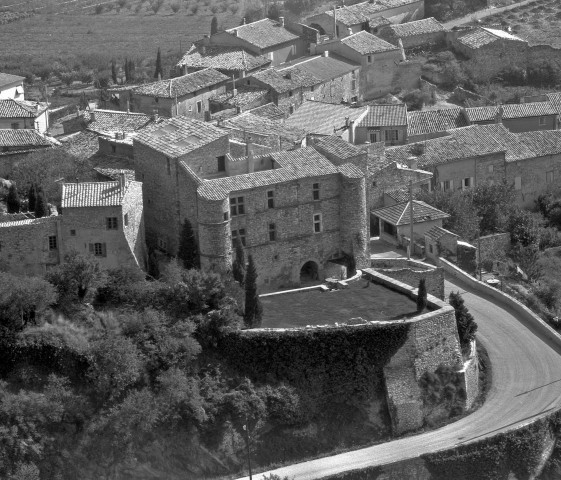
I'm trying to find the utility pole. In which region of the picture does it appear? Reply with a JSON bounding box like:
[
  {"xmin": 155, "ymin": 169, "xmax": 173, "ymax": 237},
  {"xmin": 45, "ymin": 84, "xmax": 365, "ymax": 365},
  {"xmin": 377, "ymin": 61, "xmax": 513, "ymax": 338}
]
[
  {"xmin": 408, "ymin": 179, "xmax": 413, "ymax": 260},
  {"xmin": 244, "ymin": 418, "xmax": 252, "ymax": 480}
]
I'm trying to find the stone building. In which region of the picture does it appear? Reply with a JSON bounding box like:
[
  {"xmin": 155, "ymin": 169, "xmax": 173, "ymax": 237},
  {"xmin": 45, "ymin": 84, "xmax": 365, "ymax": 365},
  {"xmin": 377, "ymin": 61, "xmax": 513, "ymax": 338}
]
[
  {"xmin": 378, "ymin": 17, "xmax": 445, "ymax": 48},
  {"xmin": 131, "ymin": 68, "xmax": 229, "ymax": 119},
  {"xmin": 0, "ymin": 72, "xmax": 25, "ymax": 100},
  {"xmin": 0, "ymin": 129, "xmax": 53, "ymax": 175},
  {"xmin": 406, "ymin": 108, "xmax": 468, "ymax": 143},
  {"xmin": 354, "ymin": 104, "xmax": 408, "ymax": 145},
  {"xmin": 0, "ymin": 99, "xmax": 49, "ymax": 133}
]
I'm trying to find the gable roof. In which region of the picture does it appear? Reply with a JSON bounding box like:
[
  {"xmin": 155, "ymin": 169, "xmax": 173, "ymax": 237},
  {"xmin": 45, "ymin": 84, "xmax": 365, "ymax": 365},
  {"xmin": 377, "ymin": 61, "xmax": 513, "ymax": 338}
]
[
  {"xmin": 0, "ymin": 99, "xmax": 47, "ymax": 118},
  {"xmin": 407, "ymin": 108, "xmax": 468, "ymax": 137},
  {"xmin": 465, "ymin": 102, "xmax": 557, "ymax": 122},
  {"xmin": 319, "ymin": 0, "xmax": 421, "ymax": 26},
  {"xmin": 314, "ymin": 135, "xmax": 365, "ymax": 160},
  {"xmin": 87, "ymin": 109, "xmax": 153, "ymax": 134},
  {"xmin": 285, "ymin": 100, "xmax": 367, "ymax": 135},
  {"xmin": 132, "ymin": 68, "xmax": 228, "ymax": 98},
  {"xmin": 0, "ymin": 129, "xmax": 52, "ymax": 147},
  {"xmin": 340, "ymin": 31, "xmax": 399, "ymax": 55},
  {"xmin": 135, "ymin": 116, "xmax": 227, "ymax": 158},
  {"xmin": 372, "ymin": 200, "xmax": 449, "ymax": 225},
  {"xmin": 425, "ymin": 225, "xmax": 458, "ymax": 241},
  {"xmin": 457, "ymin": 27, "xmax": 525, "ymax": 50},
  {"xmin": 385, "ymin": 17, "xmax": 444, "ymax": 37},
  {"xmin": 196, "ymin": 147, "xmax": 339, "ymax": 200},
  {"xmin": 221, "ymin": 112, "xmax": 306, "ymax": 143},
  {"xmin": 359, "ymin": 104, "xmax": 407, "ymax": 127},
  {"xmin": 209, "ymin": 86, "xmax": 269, "ymax": 109},
  {"xmin": 547, "ymin": 92, "xmax": 561, "ymax": 115},
  {"xmin": 226, "ymin": 18, "xmax": 299, "ymax": 50},
  {"xmin": 247, "ymin": 102, "xmax": 287, "ymax": 121},
  {"xmin": 0, "ymin": 72, "xmax": 24, "ymax": 88},
  {"xmin": 251, "ymin": 66, "xmax": 320, "ymax": 93},
  {"xmin": 176, "ymin": 44, "xmax": 270, "ymax": 72},
  {"xmin": 278, "ymin": 54, "xmax": 359, "ymax": 82},
  {"xmin": 61, "ymin": 181, "xmax": 133, "ymax": 208}
]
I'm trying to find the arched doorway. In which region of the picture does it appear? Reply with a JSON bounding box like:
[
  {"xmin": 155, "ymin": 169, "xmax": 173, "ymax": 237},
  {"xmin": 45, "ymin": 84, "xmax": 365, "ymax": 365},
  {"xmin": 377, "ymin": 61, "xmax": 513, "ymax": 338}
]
[
  {"xmin": 300, "ymin": 260, "xmax": 319, "ymax": 284},
  {"xmin": 310, "ymin": 23, "xmax": 326, "ymax": 35}
]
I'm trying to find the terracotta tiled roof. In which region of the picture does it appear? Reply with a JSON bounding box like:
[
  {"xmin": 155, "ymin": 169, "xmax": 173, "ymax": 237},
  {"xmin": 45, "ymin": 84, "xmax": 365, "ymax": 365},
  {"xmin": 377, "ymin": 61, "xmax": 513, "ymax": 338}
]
[
  {"xmin": 196, "ymin": 147, "xmax": 338, "ymax": 199},
  {"xmin": 133, "ymin": 68, "xmax": 228, "ymax": 98},
  {"xmin": 465, "ymin": 102, "xmax": 557, "ymax": 122},
  {"xmin": 0, "ymin": 99, "xmax": 47, "ymax": 118},
  {"xmin": 407, "ymin": 108, "xmax": 468, "ymax": 137},
  {"xmin": 135, "ymin": 116, "xmax": 227, "ymax": 158},
  {"xmin": 425, "ymin": 225, "xmax": 458, "ymax": 241},
  {"xmin": 547, "ymin": 92, "xmax": 561, "ymax": 115},
  {"xmin": 221, "ymin": 112, "xmax": 306, "ymax": 143},
  {"xmin": 0, "ymin": 72, "xmax": 24, "ymax": 88},
  {"xmin": 341, "ymin": 31, "xmax": 398, "ymax": 55},
  {"xmin": 385, "ymin": 188, "xmax": 410, "ymax": 203},
  {"xmin": 285, "ymin": 100, "xmax": 367, "ymax": 135},
  {"xmin": 463, "ymin": 106, "xmax": 500, "ymax": 122},
  {"xmin": 177, "ymin": 44, "xmax": 271, "ymax": 71},
  {"xmin": 0, "ymin": 216, "xmax": 57, "ymax": 228},
  {"xmin": 386, "ymin": 17, "xmax": 444, "ymax": 37},
  {"xmin": 320, "ymin": 0, "xmax": 420, "ymax": 26},
  {"xmin": 0, "ymin": 212, "xmax": 35, "ymax": 223},
  {"xmin": 314, "ymin": 135, "xmax": 365, "ymax": 160},
  {"xmin": 251, "ymin": 66, "xmax": 320, "ymax": 93},
  {"xmin": 226, "ymin": 18, "xmax": 299, "ymax": 49},
  {"xmin": 514, "ymin": 130, "xmax": 561, "ymax": 159},
  {"xmin": 457, "ymin": 27, "xmax": 525, "ymax": 50},
  {"xmin": 278, "ymin": 54, "xmax": 359, "ymax": 82},
  {"xmin": 209, "ymin": 86, "xmax": 268, "ymax": 108},
  {"xmin": 247, "ymin": 102, "xmax": 286, "ymax": 120},
  {"xmin": 337, "ymin": 162, "xmax": 364, "ymax": 178},
  {"xmin": 61, "ymin": 181, "xmax": 137, "ymax": 208},
  {"xmin": 372, "ymin": 200, "xmax": 449, "ymax": 225},
  {"xmin": 359, "ymin": 104, "xmax": 407, "ymax": 127},
  {"xmin": 93, "ymin": 167, "xmax": 136, "ymax": 182},
  {"xmin": 0, "ymin": 129, "xmax": 52, "ymax": 147},
  {"xmin": 87, "ymin": 109, "xmax": 152, "ymax": 134}
]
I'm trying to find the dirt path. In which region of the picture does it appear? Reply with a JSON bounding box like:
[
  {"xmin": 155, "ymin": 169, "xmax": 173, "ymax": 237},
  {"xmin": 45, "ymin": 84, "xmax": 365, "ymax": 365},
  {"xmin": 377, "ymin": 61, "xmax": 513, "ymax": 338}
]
[{"xmin": 443, "ymin": 0, "xmax": 541, "ymax": 28}]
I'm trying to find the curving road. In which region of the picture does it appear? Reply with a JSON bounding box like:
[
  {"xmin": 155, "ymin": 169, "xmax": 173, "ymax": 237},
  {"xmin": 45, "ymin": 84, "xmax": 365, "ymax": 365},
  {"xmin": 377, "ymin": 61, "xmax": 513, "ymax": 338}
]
[{"xmin": 236, "ymin": 275, "xmax": 561, "ymax": 480}]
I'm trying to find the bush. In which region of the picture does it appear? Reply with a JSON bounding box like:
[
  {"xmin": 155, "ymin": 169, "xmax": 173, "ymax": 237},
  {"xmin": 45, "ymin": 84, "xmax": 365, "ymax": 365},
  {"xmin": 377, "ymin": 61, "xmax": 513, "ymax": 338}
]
[{"xmin": 95, "ymin": 4, "xmax": 103, "ymax": 14}]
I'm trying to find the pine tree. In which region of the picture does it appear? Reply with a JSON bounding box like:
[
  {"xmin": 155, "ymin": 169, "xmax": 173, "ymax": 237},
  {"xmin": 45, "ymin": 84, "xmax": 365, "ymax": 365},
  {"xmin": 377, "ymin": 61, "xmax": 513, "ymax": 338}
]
[
  {"xmin": 449, "ymin": 291, "xmax": 478, "ymax": 349},
  {"xmin": 178, "ymin": 219, "xmax": 199, "ymax": 269},
  {"xmin": 232, "ymin": 235, "xmax": 246, "ymax": 285},
  {"xmin": 111, "ymin": 59, "xmax": 117, "ymax": 84},
  {"xmin": 27, "ymin": 183, "xmax": 36, "ymax": 212},
  {"xmin": 34, "ymin": 189, "xmax": 48, "ymax": 218},
  {"xmin": 417, "ymin": 278, "xmax": 427, "ymax": 312},
  {"xmin": 6, "ymin": 183, "xmax": 20, "ymax": 214},
  {"xmin": 210, "ymin": 15, "xmax": 218, "ymax": 35},
  {"xmin": 244, "ymin": 255, "xmax": 263, "ymax": 328},
  {"xmin": 154, "ymin": 47, "xmax": 163, "ymax": 79}
]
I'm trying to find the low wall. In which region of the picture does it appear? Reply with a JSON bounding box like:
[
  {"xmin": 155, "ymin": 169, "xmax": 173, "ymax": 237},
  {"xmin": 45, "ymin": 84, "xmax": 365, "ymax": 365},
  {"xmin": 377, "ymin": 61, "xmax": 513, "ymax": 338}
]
[{"xmin": 459, "ymin": 339, "xmax": 479, "ymax": 410}]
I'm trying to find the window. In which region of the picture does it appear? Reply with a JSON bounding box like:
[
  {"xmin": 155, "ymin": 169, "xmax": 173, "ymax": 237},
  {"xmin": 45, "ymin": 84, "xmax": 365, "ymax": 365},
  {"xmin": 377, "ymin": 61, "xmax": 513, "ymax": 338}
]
[
  {"xmin": 267, "ymin": 190, "xmax": 274, "ymax": 209},
  {"xmin": 515, "ymin": 176, "xmax": 522, "ymax": 190},
  {"xmin": 268, "ymin": 223, "xmax": 276, "ymax": 242},
  {"xmin": 312, "ymin": 183, "xmax": 320, "ymax": 200},
  {"xmin": 124, "ymin": 213, "xmax": 129, "ymax": 226},
  {"xmin": 223, "ymin": 211, "xmax": 229, "ymax": 221},
  {"xmin": 106, "ymin": 217, "xmax": 118, "ymax": 230},
  {"xmin": 369, "ymin": 131, "xmax": 380, "ymax": 143},
  {"xmin": 11, "ymin": 122, "xmax": 19, "ymax": 129},
  {"xmin": 48, "ymin": 236, "xmax": 57, "ymax": 250},
  {"xmin": 70, "ymin": 229, "xmax": 76, "ymax": 236},
  {"xmin": 462, "ymin": 177, "xmax": 473, "ymax": 190},
  {"xmin": 197, "ymin": 101, "xmax": 202, "ymax": 114},
  {"xmin": 440, "ymin": 180, "xmax": 453, "ymax": 191},
  {"xmin": 540, "ymin": 116, "xmax": 547, "ymax": 126},
  {"xmin": 547, "ymin": 171, "xmax": 554, "ymax": 184},
  {"xmin": 367, "ymin": 55, "xmax": 372, "ymax": 63},
  {"xmin": 429, "ymin": 244, "xmax": 433, "ymax": 254},
  {"xmin": 166, "ymin": 157, "xmax": 171, "ymax": 175},
  {"xmin": 89, "ymin": 242, "xmax": 107, "ymax": 257},
  {"xmin": 217, "ymin": 155, "xmax": 226, "ymax": 172},
  {"xmin": 351, "ymin": 79, "xmax": 356, "ymax": 91},
  {"xmin": 384, "ymin": 130, "xmax": 399, "ymax": 143},
  {"xmin": 232, "ymin": 228, "xmax": 246, "ymax": 246},
  {"xmin": 313, "ymin": 213, "xmax": 322, "ymax": 233},
  {"xmin": 188, "ymin": 105, "xmax": 192, "ymax": 112},
  {"xmin": 230, "ymin": 196, "xmax": 245, "ymax": 216}
]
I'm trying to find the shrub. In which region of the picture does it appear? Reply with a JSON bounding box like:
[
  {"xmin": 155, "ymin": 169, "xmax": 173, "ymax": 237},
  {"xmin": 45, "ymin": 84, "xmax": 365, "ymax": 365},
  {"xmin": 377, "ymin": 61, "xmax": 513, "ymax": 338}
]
[
  {"xmin": 449, "ymin": 291, "xmax": 477, "ymax": 350},
  {"xmin": 95, "ymin": 4, "xmax": 103, "ymax": 14},
  {"xmin": 170, "ymin": 0, "xmax": 180, "ymax": 12},
  {"xmin": 150, "ymin": 0, "xmax": 164, "ymax": 13}
]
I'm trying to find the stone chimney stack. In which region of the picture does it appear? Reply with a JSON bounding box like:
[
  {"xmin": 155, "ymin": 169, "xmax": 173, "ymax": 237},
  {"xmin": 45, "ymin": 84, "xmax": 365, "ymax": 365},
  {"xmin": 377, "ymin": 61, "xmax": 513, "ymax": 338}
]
[
  {"xmin": 347, "ymin": 27, "xmax": 353, "ymax": 36},
  {"xmin": 118, "ymin": 172, "xmax": 126, "ymax": 192},
  {"xmin": 151, "ymin": 109, "xmax": 159, "ymax": 122},
  {"xmin": 348, "ymin": 119, "xmax": 355, "ymax": 144},
  {"xmin": 323, "ymin": 50, "xmax": 329, "ymax": 57},
  {"xmin": 279, "ymin": 16, "xmax": 285, "ymax": 27}
]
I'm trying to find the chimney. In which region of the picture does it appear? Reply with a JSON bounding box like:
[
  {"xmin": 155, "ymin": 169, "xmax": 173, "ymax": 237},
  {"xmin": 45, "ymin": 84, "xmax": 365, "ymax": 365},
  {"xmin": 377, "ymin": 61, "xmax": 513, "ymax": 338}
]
[
  {"xmin": 233, "ymin": 88, "xmax": 238, "ymax": 96},
  {"xmin": 495, "ymin": 106, "xmax": 504, "ymax": 124},
  {"xmin": 90, "ymin": 110, "xmax": 96, "ymax": 122},
  {"xmin": 406, "ymin": 156, "xmax": 418, "ymax": 170},
  {"xmin": 242, "ymin": 17, "xmax": 246, "ymax": 25},
  {"xmin": 398, "ymin": 38, "xmax": 406, "ymax": 62},
  {"xmin": 151, "ymin": 109, "xmax": 159, "ymax": 122},
  {"xmin": 333, "ymin": 6, "xmax": 337, "ymax": 39},
  {"xmin": 345, "ymin": 116, "xmax": 350, "ymax": 127},
  {"xmin": 247, "ymin": 141, "xmax": 254, "ymax": 173},
  {"xmin": 347, "ymin": 27, "xmax": 353, "ymax": 36},
  {"xmin": 279, "ymin": 16, "xmax": 284, "ymax": 27},
  {"xmin": 118, "ymin": 172, "xmax": 126, "ymax": 192},
  {"xmin": 233, "ymin": 29, "xmax": 238, "ymax": 36},
  {"xmin": 348, "ymin": 119, "xmax": 354, "ymax": 144},
  {"xmin": 323, "ymin": 50, "xmax": 329, "ymax": 57},
  {"xmin": 126, "ymin": 99, "xmax": 130, "ymax": 113}
]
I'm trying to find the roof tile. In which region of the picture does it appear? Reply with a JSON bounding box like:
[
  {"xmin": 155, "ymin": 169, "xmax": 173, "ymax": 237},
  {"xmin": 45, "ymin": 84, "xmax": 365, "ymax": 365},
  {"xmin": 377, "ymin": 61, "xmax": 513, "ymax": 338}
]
[
  {"xmin": 0, "ymin": 99, "xmax": 47, "ymax": 118},
  {"xmin": 407, "ymin": 108, "xmax": 468, "ymax": 137},
  {"xmin": 318, "ymin": 0, "xmax": 420, "ymax": 26},
  {"xmin": 0, "ymin": 129, "xmax": 52, "ymax": 147},
  {"xmin": 314, "ymin": 135, "xmax": 365, "ymax": 160},
  {"xmin": 0, "ymin": 72, "xmax": 24, "ymax": 88},
  {"xmin": 385, "ymin": 17, "xmax": 444, "ymax": 37},
  {"xmin": 341, "ymin": 31, "xmax": 399, "ymax": 55},
  {"xmin": 226, "ymin": 18, "xmax": 299, "ymax": 49},
  {"xmin": 372, "ymin": 200, "xmax": 449, "ymax": 225},
  {"xmin": 133, "ymin": 68, "xmax": 228, "ymax": 98},
  {"xmin": 61, "ymin": 181, "xmax": 138, "ymax": 208},
  {"xmin": 285, "ymin": 100, "xmax": 367, "ymax": 135},
  {"xmin": 177, "ymin": 44, "xmax": 270, "ymax": 71},
  {"xmin": 359, "ymin": 104, "xmax": 407, "ymax": 127},
  {"xmin": 87, "ymin": 109, "xmax": 153, "ymax": 134}
]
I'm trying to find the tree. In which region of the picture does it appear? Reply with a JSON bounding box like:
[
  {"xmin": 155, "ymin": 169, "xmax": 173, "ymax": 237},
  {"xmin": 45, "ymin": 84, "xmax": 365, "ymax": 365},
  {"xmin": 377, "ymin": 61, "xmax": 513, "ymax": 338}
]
[
  {"xmin": 471, "ymin": 182, "xmax": 516, "ymax": 235},
  {"xmin": 154, "ymin": 47, "xmax": 163, "ymax": 79},
  {"xmin": 417, "ymin": 278, "xmax": 427, "ymax": 313},
  {"xmin": 232, "ymin": 236, "xmax": 246, "ymax": 285},
  {"xmin": 124, "ymin": 58, "xmax": 129, "ymax": 83},
  {"xmin": 178, "ymin": 219, "xmax": 199, "ymax": 269},
  {"xmin": 210, "ymin": 15, "xmax": 218, "ymax": 35},
  {"xmin": 244, "ymin": 255, "xmax": 262, "ymax": 328},
  {"xmin": 27, "ymin": 183, "xmax": 36, "ymax": 212},
  {"xmin": 449, "ymin": 291, "xmax": 478, "ymax": 350},
  {"xmin": 111, "ymin": 59, "xmax": 117, "ymax": 84},
  {"xmin": 6, "ymin": 184, "xmax": 20, "ymax": 214},
  {"xmin": 34, "ymin": 189, "xmax": 47, "ymax": 218}
]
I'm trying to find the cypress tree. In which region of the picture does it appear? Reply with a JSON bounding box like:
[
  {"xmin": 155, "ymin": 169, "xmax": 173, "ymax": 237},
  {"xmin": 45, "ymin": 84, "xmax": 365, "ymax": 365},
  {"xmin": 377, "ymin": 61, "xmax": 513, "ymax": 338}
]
[
  {"xmin": 124, "ymin": 58, "xmax": 129, "ymax": 83},
  {"xmin": 210, "ymin": 15, "xmax": 218, "ymax": 35},
  {"xmin": 244, "ymin": 255, "xmax": 263, "ymax": 328},
  {"xmin": 154, "ymin": 47, "xmax": 163, "ymax": 79},
  {"xmin": 449, "ymin": 291, "xmax": 478, "ymax": 349},
  {"xmin": 417, "ymin": 278, "xmax": 427, "ymax": 313},
  {"xmin": 232, "ymin": 235, "xmax": 246, "ymax": 285},
  {"xmin": 178, "ymin": 219, "xmax": 199, "ymax": 269},
  {"xmin": 129, "ymin": 59, "xmax": 135, "ymax": 81},
  {"xmin": 34, "ymin": 189, "xmax": 48, "ymax": 218},
  {"xmin": 6, "ymin": 183, "xmax": 20, "ymax": 214},
  {"xmin": 28, "ymin": 183, "xmax": 36, "ymax": 212},
  {"xmin": 111, "ymin": 59, "xmax": 117, "ymax": 84}
]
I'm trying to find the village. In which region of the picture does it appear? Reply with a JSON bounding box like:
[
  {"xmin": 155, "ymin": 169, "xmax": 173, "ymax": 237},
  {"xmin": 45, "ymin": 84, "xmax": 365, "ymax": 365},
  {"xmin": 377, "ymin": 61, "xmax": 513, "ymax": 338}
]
[{"xmin": 3, "ymin": 0, "xmax": 561, "ymax": 478}]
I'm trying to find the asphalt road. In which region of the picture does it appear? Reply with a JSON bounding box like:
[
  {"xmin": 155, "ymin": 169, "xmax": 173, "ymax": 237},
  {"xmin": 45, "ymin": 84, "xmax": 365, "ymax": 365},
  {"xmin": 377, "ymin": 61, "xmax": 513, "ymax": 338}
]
[{"xmin": 236, "ymin": 275, "xmax": 561, "ymax": 480}]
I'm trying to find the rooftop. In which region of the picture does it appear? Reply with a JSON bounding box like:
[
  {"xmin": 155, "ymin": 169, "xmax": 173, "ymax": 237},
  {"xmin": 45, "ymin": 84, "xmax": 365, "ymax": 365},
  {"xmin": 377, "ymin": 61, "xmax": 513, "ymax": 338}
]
[
  {"xmin": 425, "ymin": 225, "xmax": 459, "ymax": 242},
  {"xmin": 132, "ymin": 68, "xmax": 229, "ymax": 98},
  {"xmin": 547, "ymin": 92, "xmax": 561, "ymax": 115},
  {"xmin": 285, "ymin": 100, "xmax": 367, "ymax": 135},
  {"xmin": 318, "ymin": 0, "xmax": 421, "ymax": 26},
  {"xmin": 61, "ymin": 181, "xmax": 138, "ymax": 208},
  {"xmin": 0, "ymin": 215, "xmax": 57, "ymax": 228},
  {"xmin": 340, "ymin": 31, "xmax": 399, "ymax": 55},
  {"xmin": 0, "ymin": 129, "xmax": 52, "ymax": 147},
  {"xmin": 177, "ymin": 44, "xmax": 270, "ymax": 71},
  {"xmin": 407, "ymin": 108, "xmax": 468, "ymax": 137},
  {"xmin": 314, "ymin": 135, "xmax": 365, "ymax": 160},
  {"xmin": 372, "ymin": 200, "xmax": 449, "ymax": 225},
  {"xmin": 0, "ymin": 72, "xmax": 24, "ymax": 88},
  {"xmin": 278, "ymin": 54, "xmax": 359, "ymax": 83},
  {"xmin": 457, "ymin": 27, "xmax": 526, "ymax": 50},
  {"xmin": 221, "ymin": 111, "xmax": 306, "ymax": 143},
  {"xmin": 247, "ymin": 102, "xmax": 287, "ymax": 121},
  {"xmin": 0, "ymin": 99, "xmax": 48, "ymax": 118},
  {"xmin": 251, "ymin": 66, "xmax": 320, "ymax": 93},
  {"xmin": 209, "ymin": 86, "xmax": 269, "ymax": 108},
  {"xmin": 87, "ymin": 109, "xmax": 153, "ymax": 134},
  {"xmin": 385, "ymin": 17, "xmax": 445, "ymax": 38},
  {"xmin": 226, "ymin": 18, "xmax": 299, "ymax": 50},
  {"xmin": 464, "ymin": 102, "xmax": 557, "ymax": 122},
  {"xmin": 135, "ymin": 116, "xmax": 227, "ymax": 158},
  {"xmin": 196, "ymin": 147, "xmax": 340, "ymax": 199},
  {"xmin": 359, "ymin": 104, "xmax": 407, "ymax": 127}
]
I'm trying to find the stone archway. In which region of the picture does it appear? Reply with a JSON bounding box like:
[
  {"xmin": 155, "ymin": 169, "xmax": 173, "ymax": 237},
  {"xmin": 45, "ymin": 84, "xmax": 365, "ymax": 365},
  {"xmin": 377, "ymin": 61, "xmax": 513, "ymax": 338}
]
[
  {"xmin": 310, "ymin": 23, "xmax": 326, "ymax": 35},
  {"xmin": 300, "ymin": 260, "xmax": 319, "ymax": 284}
]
